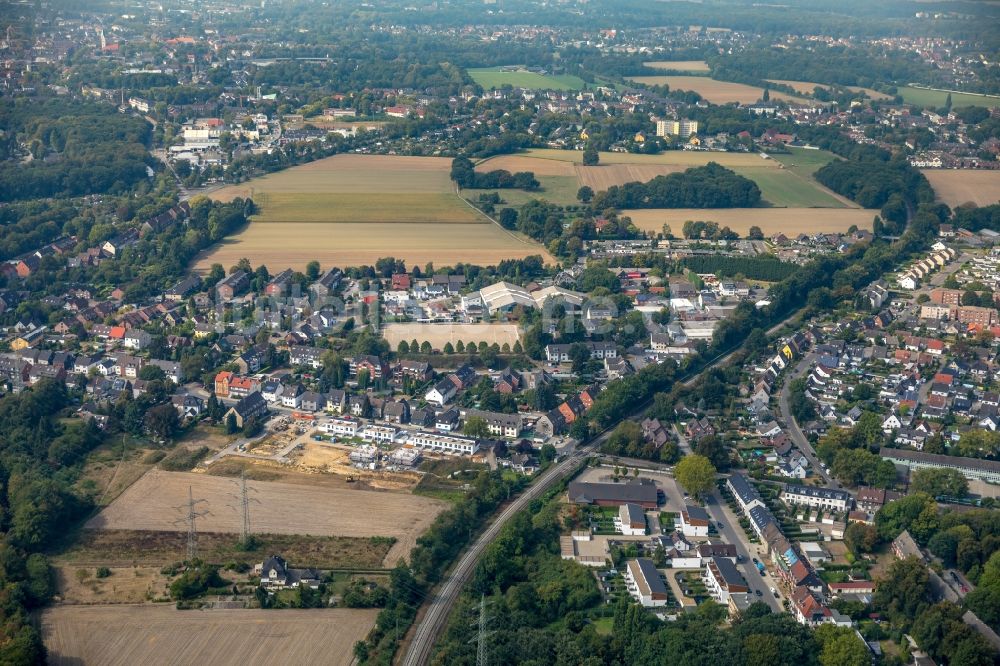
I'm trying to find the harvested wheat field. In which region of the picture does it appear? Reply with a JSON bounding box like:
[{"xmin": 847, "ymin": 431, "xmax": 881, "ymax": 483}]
[
  {"xmin": 922, "ymin": 169, "xmax": 1000, "ymax": 207},
  {"xmin": 197, "ymin": 222, "xmax": 548, "ymax": 271},
  {"xmin": 625, "ymin": 76, "xmax": 805, "ymax": 104},
  {"xmin": 576, "ymin": 164, "xmax": 687, "ymax": 190},
  {"xmin": 475, "ymin": 155, "xmax": 576, "ymax": 176},
  {"xmin": 383, "ymin": 322, "xmax": 522, "ymax": 350},
  {"xmin": 766, "ymin": 79, "xmax": 891, "ymax": 100},
  {"xmin": 624, "ymin": 208, "xmax": 874, "ymax": 237},
  {"xmin": 87, "ymin": 469, "xmax": 446, "ymax": 566},
  {"xmin": 198, "ymin": 154, "xmax": 553, "ymax": 270},
  {"xmin": 644, "ymin": 60, "xmax": 710, "ymax": 72},
  {"xmin": 42, "ymin": 605, "xmax": 376, "ymax": 666}
]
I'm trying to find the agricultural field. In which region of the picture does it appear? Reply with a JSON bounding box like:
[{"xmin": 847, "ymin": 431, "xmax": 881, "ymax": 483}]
[
  {"xmin": 623, "ymin": 208, "xmax": 874, "ymax": 237},
  {"xmin": 922, "ymin": 170, "xmax": 1000, "ymax": 207},
  {"xmin": 199, "ymin": 154, "xmax": 553, "ymax": 270},
  {"xmin": 766, "ymin": 79, "xmax": 891, "ymax": 100},
  {"xmin": 898, "ymin": 86, "xmax": 1000, "ymax": 108},
  {"xmin": 576, "ymin": 164, "xmax": 686, "ymax": 191},
  {"xmin": 494, "ymin": 149, "xmax": 852, "ymax": 208},
  {"xmin": 643, "ymin": 60, "xmax": 710, "ymax": 72},
  {"xmin": 383, "ymin": 322, "xmax": 522, "ymax": 350},
  {"xmin": 468, "ymin": 67, "xmax": 586, "ymax": 90},
  {"xmin": 42, "ymin": 605, "xmax": 377, "ymax": 666},
  {"xmin": 625, "ymin": 76, "xmax": 805, "ymax": 104},
  {"xmin": 86, "ymin": 469, "xmax": 447, "ymax": 566}
]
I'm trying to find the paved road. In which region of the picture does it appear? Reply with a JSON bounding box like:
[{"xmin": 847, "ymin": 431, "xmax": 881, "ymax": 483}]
[
  {"xmin": 703, "ymin": 489, "xmax": 784, "ymax": 612},
  {"xmin": 776, "ymin": 352, "xmax": 841, "ymax": 489},
  {"xmin": 401, "ymin": 310, "xmax": 806, "ymax": 665}
]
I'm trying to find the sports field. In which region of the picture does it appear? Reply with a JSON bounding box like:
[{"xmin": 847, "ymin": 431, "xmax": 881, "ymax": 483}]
[
  {"xmin": 199, "ymin": 154, "xmax": 553, "ymax": 270},
  {"xmin": 922, "ymin": 170, "xmax": 1000, "ymax": 207},
  {"xmin": 624, "ymin": 208, "xmax": 874, "ymax": 237},
  {"xmin": 383, "ymin": 322, "xmax": 522, "ymax": 350},
  {"xmin": 899, "ymin": 86, "xmax": 1000, "ymax": 109},
  {"xmin": 468, "ymin": 67, "xmax": 586, "ymax": 90},
  {"xmin": 625, "ymin": 76, "xmax": 805, "ymax": 104},
  {"xmin": 42, "ymin": 605, "xmax": 376, "ymax": 666},
  {"xmin": 644, "ymin": 60, "xmax": 710, "ymax": 72},
  {"xmin": 766, "ymin": 79, "xmax": 891, "ymax": 100},
  {"xmin": 480, "ymin": 149, "xmax": 852, "ymax": 208}
]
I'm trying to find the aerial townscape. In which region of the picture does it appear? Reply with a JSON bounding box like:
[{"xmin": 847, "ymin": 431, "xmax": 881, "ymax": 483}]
[{"xmin": 3, "ymin": 0, "xmax": 1000, "ymax": 664}]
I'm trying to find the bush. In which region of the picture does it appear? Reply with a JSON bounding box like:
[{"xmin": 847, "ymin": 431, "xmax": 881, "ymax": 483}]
[
  {"xmin": 159, "ymin": 446, "xmax": 209, "ymax": 471},
  {"xmin": 95, "ymin": 567, "xmax": 112, "ymax": 579}
]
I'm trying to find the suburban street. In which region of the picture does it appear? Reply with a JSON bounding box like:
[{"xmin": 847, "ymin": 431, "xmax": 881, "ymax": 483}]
[
  {"xmin": 703, "ymin": 489, "xmax": 784, "ymax": 612},
  {"xmin": 776, "ymin": 351, "xmax": 841, "ymax": 489},
  {"xmin": 402, "ymin": 309, "xmax": 808, "ymax": 664}
]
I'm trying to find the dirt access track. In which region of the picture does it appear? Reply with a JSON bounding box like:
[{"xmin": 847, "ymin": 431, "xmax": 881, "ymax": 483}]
[
  {"xmin": 42, "ymin": 605, "xmax": 377, "ymax": 666},
  {"xmin": 86, "ymin": 469, "xmax": 447, "ymax": 567}
]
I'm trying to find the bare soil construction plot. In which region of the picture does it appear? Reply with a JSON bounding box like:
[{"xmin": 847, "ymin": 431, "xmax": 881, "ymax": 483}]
[
  {"xmin": 382, "ymin": 322, "xmax": 522, "ymax": 350},
  {"xmin": 624, "ymin": 208, "xmax": 874, "ymax": 237},
  {"xmin": 87, "ymin": 469, "xmax": 446, "ymax": 566},
  {"xmin": 922, "ymin": 169, "xmax": 1000, "ymax": 207},
  {"xmin": 42, "ymin": 605, "xmax": 377, "ymax": 666},
  {"xmin": 198, "ymin": 154, "xmax": 553, "ymax": 271},
  {"xmin": 625, "ymin": 76, "xmax": 805, "ymax": 104}
]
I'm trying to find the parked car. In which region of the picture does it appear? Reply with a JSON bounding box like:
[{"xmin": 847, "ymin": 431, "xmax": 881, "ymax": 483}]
[{"xmin": 770, "ymin": 587, "xmax": 779, "ymax": 598}]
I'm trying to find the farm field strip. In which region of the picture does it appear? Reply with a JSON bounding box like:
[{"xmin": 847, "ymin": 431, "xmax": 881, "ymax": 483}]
[
  {"xmin": 899, "ymin": 85, "xmax": 1000, "ymax": 109},
  {"xmin": 250, "ymin": 192, "xmax": 484, "ymax": 224},
  {"xmin": 467, "ymin": 67, "xmax": 586, "ymax": 90},
  {"xmin": 86, "ymin": 469, "xmax": 447, "ymax": 566},
  {"xmin": 623, "ymin": 207, "xmax": 874, "ymax": 237},
  {"xmin": 195, "ymin": 221, "xmax": 550, "ymax": 272},
  {"xmin": 42, "ymin": 605, "xmax": 377, "ymax": 666},
  {"xmin": 521, "ymin": 148, "xmax": 782, "ymax": 168},
  {"xmin": 199, "ymin": 153, "xmax": 556, "ymax": 270},
  {"xmin": 922, "ymin": 169, "xmax": 1000, "ymax": 207},
  {"xmin": 625, "ymin": 76, "xmax": 806, "ymax": 104},
  {"xmin": 643, "ymin": 60, "xmax": 710, "ymax": 72},
  {"xmin": 766, "ymin": 79, "xmax": 892, "ymax": 100},
  {"xmin": 484, "ymin": 150, "xmax": 848, "ymax": 208}
]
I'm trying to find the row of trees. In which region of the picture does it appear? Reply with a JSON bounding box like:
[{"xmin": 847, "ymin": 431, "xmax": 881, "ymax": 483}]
[{"xmin": 449, "ymin": 156, "xmax": 539, "ymax": 190}]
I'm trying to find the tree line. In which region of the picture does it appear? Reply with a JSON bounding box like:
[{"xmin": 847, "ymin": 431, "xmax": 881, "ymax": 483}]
[{"xmin": 449, "ymin": 156, "xmax": 539, "ymax": 190}]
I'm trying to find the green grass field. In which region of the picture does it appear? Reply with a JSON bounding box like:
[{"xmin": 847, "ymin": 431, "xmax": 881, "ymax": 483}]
[
  {"xmin": 468, "ymin": 67, "xmax": 586, "ymax": 91},
  {"xmin": 253, "ymin": 192, "xmax": 482, "ymax": 224},
  {"xmin": 899, "ymin": 86, "xmax": 1000, "ymax": 109},
  {"xmin": 770, "ymin": 147, "xmax": 839, "ymax": 176},
  {"xmin": 734, "ymin": 167, "xmax": 847, "ymax": 208},
  {"xmin": 462, "ymin": 175, "xmax": 580, "ymax": 207}
]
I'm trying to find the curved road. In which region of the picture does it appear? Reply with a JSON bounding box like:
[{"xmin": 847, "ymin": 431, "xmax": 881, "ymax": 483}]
[
  {"xmin": 401, "ymin": 309, "xmax": 805, "ymax": 665},
  {"xmin": 400, "ymin": 446, "xmax": 592, "ymax": 666}
]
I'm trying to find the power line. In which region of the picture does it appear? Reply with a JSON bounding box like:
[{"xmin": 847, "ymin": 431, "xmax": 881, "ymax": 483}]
[{"xmin": 174, "ymin": 485, "xmax": 209, "ymax": 561}]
